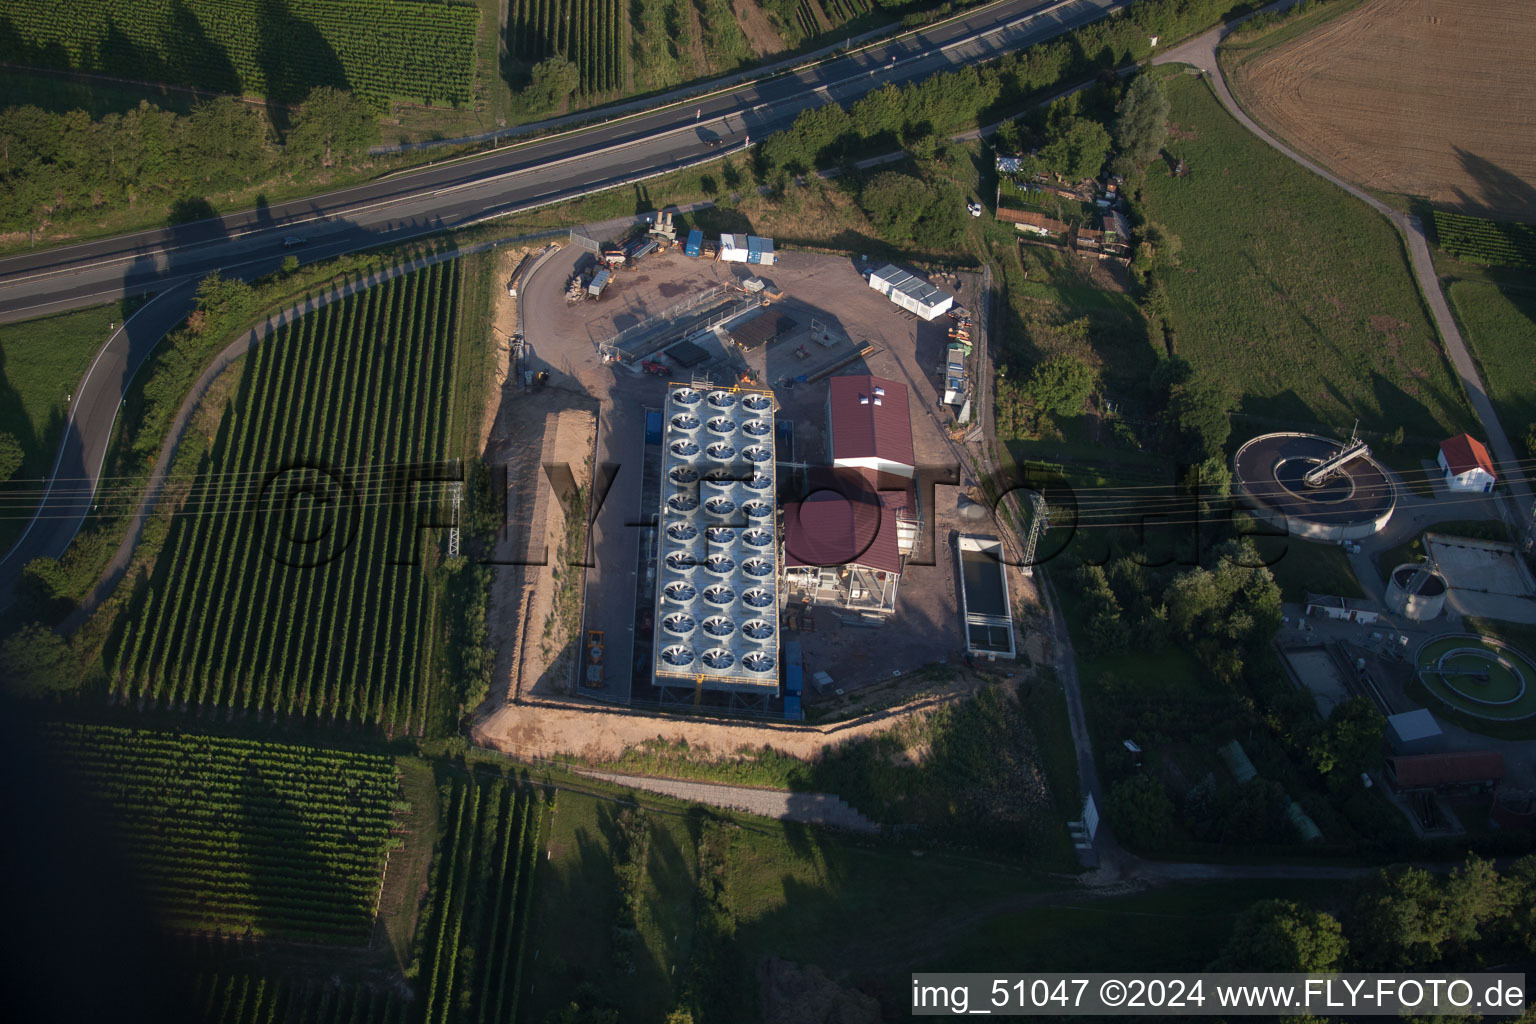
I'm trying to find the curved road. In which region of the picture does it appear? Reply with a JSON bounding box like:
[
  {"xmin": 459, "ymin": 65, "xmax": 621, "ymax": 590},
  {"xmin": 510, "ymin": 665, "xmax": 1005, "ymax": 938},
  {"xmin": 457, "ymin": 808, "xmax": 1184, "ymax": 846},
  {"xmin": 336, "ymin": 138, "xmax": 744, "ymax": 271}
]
[{"xmin": 0, "ymin": 0, "xmax": 1133, "ymax": 606}]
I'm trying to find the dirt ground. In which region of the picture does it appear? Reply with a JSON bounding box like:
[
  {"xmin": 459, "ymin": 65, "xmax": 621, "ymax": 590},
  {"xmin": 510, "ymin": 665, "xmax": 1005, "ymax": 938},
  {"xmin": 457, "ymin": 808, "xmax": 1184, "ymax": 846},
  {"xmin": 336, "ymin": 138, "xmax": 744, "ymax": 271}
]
[
  {"xmin": 731, "ymin": 0, "xmax": 784, "ymax": 56},
  {"xmin": 1230, "ymin": 0, "xmax": 1536, "ymax": 219}
]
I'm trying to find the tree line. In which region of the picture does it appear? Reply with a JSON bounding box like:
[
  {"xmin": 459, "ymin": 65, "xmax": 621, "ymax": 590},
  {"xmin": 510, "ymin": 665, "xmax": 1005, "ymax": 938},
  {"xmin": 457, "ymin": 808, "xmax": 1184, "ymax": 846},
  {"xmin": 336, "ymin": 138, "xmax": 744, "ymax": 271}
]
[{"xmin": 0, "ymin": 86, "xmax": 378, "ymax": 235}]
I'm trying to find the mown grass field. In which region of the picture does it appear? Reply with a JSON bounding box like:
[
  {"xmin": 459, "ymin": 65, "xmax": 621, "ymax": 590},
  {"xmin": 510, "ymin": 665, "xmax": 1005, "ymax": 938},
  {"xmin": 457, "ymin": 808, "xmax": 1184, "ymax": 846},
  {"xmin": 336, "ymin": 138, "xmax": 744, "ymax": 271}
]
[
  {"xmin": 1449, "ymin": 279, "xmax": 1536, "ymax": 451},
  {"xmin": 523, "ymin": 778, "xmax": 1347, "ymax": 1020},
  {"xmin": 1141, "ymin": 71, "xmax": 1473, "ymax": 439}
]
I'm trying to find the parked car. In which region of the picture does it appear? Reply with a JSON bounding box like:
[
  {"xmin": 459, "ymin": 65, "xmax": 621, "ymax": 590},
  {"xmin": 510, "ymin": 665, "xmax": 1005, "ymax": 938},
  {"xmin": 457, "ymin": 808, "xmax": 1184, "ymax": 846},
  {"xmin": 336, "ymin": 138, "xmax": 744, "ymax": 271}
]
[{"xmin": 966, "ymin": 200, "xmax": 983, "ymax": 218}]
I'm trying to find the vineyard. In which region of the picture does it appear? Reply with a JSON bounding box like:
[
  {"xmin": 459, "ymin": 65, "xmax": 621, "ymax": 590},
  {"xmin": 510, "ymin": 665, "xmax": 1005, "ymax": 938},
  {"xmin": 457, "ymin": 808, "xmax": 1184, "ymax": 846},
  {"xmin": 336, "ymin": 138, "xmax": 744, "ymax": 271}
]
[
  {"xmin": 190, "ymin": 976, "xmax": 407, "ymax": 1024},
  {"xmin": 110, "ymin": 261, "xmax": 467, "ymax": 735},
  {"xmin": 506, "ymin": 0, "xmax": 626, "ymax": 95},
  {"xmin": 0, "ymin": 0, "xmax": 479, "ymax": 107},
  {"xmin": 48, "ymin": 724, "xmax": 404, "ymax": 942},
  {"xmin": 414, "ymin": 775, "xmax": 549, "ymax": 1024},
  {"xmin": 1430, "ymin": 210, "xmax": 1536, "ymax": 270}
]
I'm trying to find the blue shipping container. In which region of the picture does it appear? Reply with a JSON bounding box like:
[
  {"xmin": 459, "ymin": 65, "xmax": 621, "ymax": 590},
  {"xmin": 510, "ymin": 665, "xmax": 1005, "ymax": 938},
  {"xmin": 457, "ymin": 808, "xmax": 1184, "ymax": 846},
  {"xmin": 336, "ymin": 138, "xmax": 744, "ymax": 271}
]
[
  {"xmin": 784, "ymin": 640, "xmax": 803, "ymax": 695},
  {"xmin": 784, "ymin": 695, "xmax": 803, "ymax": 720},
  {"xmin": 685, "ymin": 229, "xmax": 703, "ymax": 257},
  {"xmin": 645, "ymin": 410, "xmax": 663, "ymax": 445}
]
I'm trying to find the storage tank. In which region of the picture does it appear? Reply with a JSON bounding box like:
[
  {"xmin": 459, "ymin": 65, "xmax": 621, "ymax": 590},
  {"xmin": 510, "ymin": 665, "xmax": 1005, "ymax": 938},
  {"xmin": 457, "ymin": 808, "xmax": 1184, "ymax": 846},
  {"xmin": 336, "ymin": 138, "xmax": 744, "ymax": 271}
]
[{"xmin": 1386, "ymin": 562, "xmax": 1447, "ymax": 621}]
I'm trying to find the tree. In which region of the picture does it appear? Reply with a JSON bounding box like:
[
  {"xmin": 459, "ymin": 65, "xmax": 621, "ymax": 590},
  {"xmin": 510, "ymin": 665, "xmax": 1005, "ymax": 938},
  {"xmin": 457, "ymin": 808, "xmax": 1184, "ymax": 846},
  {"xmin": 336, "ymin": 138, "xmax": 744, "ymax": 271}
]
[
  {"xmin": 1106, "ymin": 773, "xmax": 1176, "ymax": 849},
  {"xmin": 1038, "ymin": 115, "xmax": 1111, "ymax": 182},
  {"xmin": 285, "ymin": 87, "xmax": 378, "ymax": 167},
  {"xmin": 1113, "ymin": 74, "xmax": 1170, "ymax": 170},
  {"xmin": 0, "ymin": 432, "xmax": 22, "ymax": 480},
  {"xmin": 1214, "ymin": 899, "xmax": 1347, "ymax": 972},
  {"xmin": 1309, "ymin": 697, "xmax": 1384, "ymax": 777},
  {"xmin": 526, "ymin": 56, "xmax": 580, "ymax": 114},
  {"xmin": 1025, "ymin": 356, "xmax": 1096, "ymax": 419},
  {"xmin": 0, "ymin": 622, "xmax": 76, "ymax": 697},
  {"xmin": 1524, "ymin": 421, "xmax": 1536, "ymax": 458},
  {"xmin": 1163, "ymin": 373, "xmax": 1232, "ymax": 464},
  {"xmin": 187, "ymin": 96, "xmax": 269, "ymax": 183},
  {"xmin": 1350, "ymin": 865, "xmax": 1451, "ymax": 969}
]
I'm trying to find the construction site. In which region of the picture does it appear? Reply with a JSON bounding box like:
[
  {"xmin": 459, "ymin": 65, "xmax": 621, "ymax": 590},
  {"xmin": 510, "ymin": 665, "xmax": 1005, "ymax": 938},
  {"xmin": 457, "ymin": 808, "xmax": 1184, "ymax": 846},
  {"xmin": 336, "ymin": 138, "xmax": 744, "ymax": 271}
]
[{"xmin": 481, "ymin": 214, "xmax": 1036, "ymax": 727}]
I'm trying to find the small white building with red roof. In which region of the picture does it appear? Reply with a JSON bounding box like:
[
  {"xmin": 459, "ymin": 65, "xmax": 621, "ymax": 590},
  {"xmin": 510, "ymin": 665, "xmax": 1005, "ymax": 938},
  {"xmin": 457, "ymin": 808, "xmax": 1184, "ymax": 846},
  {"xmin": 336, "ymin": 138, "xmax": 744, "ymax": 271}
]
[{"xmin": 1438, "ymin": 433, "xmax": 1497, "ymax": 493}]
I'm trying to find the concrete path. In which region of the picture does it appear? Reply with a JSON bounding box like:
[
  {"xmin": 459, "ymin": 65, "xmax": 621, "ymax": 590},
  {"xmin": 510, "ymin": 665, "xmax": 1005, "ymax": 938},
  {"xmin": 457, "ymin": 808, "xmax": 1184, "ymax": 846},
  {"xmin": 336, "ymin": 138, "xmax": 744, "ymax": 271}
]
[
  {"xmin": 1152, "ymin": 6, "xmax": 1532, "ymax": 523},
  {"xmin": 572, "ymin": 767, "xmax": 881, "ymax": 834}
]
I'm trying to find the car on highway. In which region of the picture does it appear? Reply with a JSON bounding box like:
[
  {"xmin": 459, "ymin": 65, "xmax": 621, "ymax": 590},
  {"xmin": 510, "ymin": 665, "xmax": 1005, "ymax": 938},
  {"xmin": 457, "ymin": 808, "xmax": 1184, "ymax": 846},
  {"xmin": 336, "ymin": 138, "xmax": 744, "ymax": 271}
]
[
  {"xmin": 704, "ymin": 138, "xmax": 726, "ymax": 148},
  {"xmin": 281, "ymin": 236, "xmax": 308, "ymax": 248}
]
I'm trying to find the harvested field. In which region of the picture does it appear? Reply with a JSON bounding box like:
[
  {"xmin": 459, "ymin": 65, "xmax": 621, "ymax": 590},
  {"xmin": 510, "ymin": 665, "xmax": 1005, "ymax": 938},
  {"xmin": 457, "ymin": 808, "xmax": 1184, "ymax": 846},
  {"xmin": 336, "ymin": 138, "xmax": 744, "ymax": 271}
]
[{"xmin": 1229, "ymin": 0, "xmax": 1536, "ymax": 220}]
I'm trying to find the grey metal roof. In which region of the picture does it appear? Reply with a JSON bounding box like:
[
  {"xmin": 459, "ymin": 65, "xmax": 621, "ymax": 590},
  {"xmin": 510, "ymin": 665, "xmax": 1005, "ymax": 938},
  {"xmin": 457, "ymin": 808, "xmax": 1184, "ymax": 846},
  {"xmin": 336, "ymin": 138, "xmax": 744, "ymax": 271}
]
[{"xmin": 870, "ymin": 264, "xmax": 949, "ymax": 309}]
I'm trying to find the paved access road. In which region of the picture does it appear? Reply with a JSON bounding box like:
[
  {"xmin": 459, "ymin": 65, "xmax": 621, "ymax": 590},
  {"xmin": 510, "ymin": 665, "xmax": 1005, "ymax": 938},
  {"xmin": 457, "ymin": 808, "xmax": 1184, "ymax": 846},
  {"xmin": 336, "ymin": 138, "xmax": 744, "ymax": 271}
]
[{"xmin": 0, "ymin": 0, "xmax": 1128, "ymax": 323}]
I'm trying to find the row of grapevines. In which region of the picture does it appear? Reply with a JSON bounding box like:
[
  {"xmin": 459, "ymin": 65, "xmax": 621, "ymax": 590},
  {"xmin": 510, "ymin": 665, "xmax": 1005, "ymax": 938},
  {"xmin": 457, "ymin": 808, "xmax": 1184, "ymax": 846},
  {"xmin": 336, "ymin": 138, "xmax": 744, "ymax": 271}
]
[
  {"xmin": 416, "ymin": 776, "xmax": 548, "ymax": 1024},
  {"xmin": 47, "ymin": 723, "xmax": 405, "ymax": 943},
  {"xmin": 1431, "ymin": 210, "xmax": 1536, "ymax": 270},
  {"xmin": 110, "ymin": 261, "xmax": 463, "ymax": 735},
  {"xmin": 189, "ymin": 974, "xmax": 406, "ymax": 1024},
  {"xmin": 507, "ymin": 0, "xmax": 627, "ymax": 95},
  {"xmin": 0, "ymin": 0, "xmax": 478, "ymax": 107}
]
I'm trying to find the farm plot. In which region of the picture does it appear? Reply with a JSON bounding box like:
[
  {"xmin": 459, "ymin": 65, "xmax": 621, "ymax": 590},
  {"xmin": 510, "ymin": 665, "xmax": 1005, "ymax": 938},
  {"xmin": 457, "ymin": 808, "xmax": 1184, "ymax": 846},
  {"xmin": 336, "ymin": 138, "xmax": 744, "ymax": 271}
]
[
  {"xmin": 0, "ymin": 0, "xmax": 479, "ymax": 107},
  {"xmin": 110, "ymin": 262, "xmax": 467, "ymax": 734},
  {"xmin": 1431, "ymin": 211, "xmax": 1536, "ymax": 270},
  {"xmin": 189, "ymin": 976, "xmax": 406, "ymax": 1024},
  {"xmin": 47, "ymin": 724, "xmax": 404, "ymax": 942},
  {"xmin": 1227, "ymin": 0, "xmax": 1536, "ymax": 220},
  {"xmin": 507, "ymin": 0, "xmax": 627, "ymax": 96},
  {"xmin": 413, "ymin": 775, "xmax": 548, "ymax": 1024},
  {"xmin": 1140, "ymin": 71, "xmax": 1473, "ymax": 438}
]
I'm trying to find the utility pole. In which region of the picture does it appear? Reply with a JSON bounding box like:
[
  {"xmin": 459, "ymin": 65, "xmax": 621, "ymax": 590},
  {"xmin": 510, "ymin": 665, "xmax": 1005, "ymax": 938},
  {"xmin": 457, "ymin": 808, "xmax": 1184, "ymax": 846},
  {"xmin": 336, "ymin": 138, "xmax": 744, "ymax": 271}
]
[
  {"xmin": 448, "ymin": 479, "xmax": 463, "ymax": 559},
  {"xmin": 1020, "ymin": 491, "xmax": 1048, "ymax": 577}
]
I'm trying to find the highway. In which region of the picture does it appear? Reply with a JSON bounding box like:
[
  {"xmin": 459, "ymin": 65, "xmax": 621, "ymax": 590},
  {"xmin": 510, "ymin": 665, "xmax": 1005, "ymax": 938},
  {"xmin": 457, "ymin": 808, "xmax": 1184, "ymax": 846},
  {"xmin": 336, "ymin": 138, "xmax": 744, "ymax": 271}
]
[{"xmin": 0, "ymin": 0, "xmax": 1127, "ymax": 322}]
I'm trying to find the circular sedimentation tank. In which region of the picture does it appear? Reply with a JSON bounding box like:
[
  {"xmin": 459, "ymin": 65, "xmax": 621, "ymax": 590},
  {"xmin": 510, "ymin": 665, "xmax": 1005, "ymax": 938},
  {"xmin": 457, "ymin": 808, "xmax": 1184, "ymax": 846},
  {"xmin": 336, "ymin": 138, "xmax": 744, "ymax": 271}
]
[
  {"xmin": 1232, "ymin": 432, "xmax": 1396, "ymax": 541},
  {"xmin": 1386, "ymin": 562, "xmax": 1447, "ymax": 621},
  {"xmin": 1414, "ymin": 634, "xmax": 1536, "ymax": 721}
]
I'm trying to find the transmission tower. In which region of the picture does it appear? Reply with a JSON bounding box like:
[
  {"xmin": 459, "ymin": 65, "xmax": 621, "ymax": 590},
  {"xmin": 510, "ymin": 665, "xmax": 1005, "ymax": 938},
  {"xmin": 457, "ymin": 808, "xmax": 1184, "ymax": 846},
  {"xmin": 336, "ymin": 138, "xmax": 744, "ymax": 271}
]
[
  {"xmin": 448, "ymin": 480, "xmax": 463, "ymax": 559},
  {"xmin": 1020, "ymin": 491, "xmax": 1049, "ymax": 578}
]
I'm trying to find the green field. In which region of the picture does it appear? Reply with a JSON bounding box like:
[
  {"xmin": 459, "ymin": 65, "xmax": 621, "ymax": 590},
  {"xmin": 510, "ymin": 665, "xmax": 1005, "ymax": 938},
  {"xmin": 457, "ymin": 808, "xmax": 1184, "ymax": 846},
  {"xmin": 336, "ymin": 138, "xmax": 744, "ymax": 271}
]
[
  {"xmin": 107, "ymin": 261, "xmax": 472, "ymax": 734},
  {"xmin": 46, "ymin": 723, "xmax": 404, "ymax": 941},
  {"xmin": 1141, "ymin": 72, "xmax": 1472, "ymax": 439},
  {"xmin": 0, "ymin": 301, "xmax": 131, "ymax": 556},
  {"xmin": 523, "ymin": 778, "xmax": 1346, "ymax": 1020},
  {"xmin": 0, "ymin": 0, "xmax": 479, "ymax": 107},
  {"xmin": 1449, "ymin": 279, "xmax": 1536, "ymax": 451},
  {"xmin": 412, "ymin": 773, "xmax": 547, "ymax": 1024}
]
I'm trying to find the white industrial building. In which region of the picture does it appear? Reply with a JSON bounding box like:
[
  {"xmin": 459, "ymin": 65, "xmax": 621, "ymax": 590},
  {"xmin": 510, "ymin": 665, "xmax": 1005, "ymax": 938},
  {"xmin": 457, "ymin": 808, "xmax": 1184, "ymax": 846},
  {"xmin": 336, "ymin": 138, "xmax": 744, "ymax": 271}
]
[
  {"xmin": 1438, "ymin": 433, "xmax": 1497, "ymax": 493},
  {"xmin": 653, "ymin": 384, "xmax": 781, "ymax": 700},
  {"xmin": 718, "ymin": 234, "xmax": 776, "ymax": 265},
  {"xmin": 867, "ymin": 264, "xmax": 954, "ymax": 321}
]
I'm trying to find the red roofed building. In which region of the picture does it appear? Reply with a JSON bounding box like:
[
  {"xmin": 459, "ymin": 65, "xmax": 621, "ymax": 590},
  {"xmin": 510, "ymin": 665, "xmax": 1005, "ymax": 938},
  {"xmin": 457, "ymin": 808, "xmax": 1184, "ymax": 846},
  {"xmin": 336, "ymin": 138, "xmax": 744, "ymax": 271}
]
[
  {"xmin": 826, "ymin": 375, "xmax": 915, "ymax": 478},
  {"xmin": 1386, "ymin": 751, "xmax": 1504, "ymax": 793},
  {"xmin": 783, "ymin": 466, "xmax": 917, "ymax": 614},
  {"xmin": 1438, "ymin": 433, "xmax": 1497, "ymax": 493}
]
